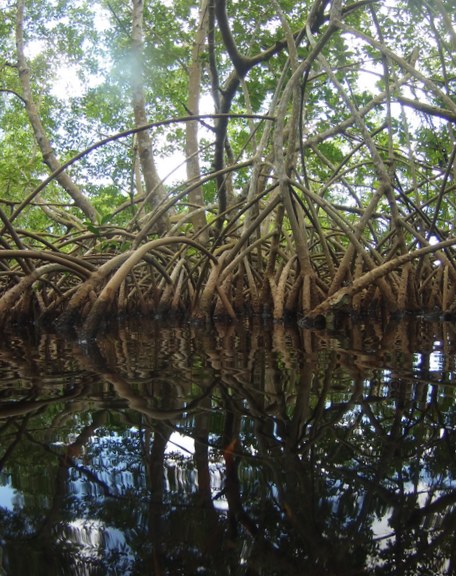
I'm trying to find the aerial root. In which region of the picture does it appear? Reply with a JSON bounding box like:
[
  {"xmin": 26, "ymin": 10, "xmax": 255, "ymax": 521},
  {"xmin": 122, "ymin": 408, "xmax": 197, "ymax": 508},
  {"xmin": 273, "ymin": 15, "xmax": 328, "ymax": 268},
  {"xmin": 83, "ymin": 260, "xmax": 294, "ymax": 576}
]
[{"xmin": 1, "ymin": 235, "xmax": 456, "ymax": 334}]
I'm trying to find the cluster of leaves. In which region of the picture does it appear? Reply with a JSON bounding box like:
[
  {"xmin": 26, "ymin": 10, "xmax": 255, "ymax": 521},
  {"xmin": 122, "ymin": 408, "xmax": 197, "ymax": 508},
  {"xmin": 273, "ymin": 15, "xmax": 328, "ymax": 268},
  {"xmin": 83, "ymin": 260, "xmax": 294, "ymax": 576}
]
[{"xmin": 0, "ymin": 0, "xmax": 455, "ymax": 327}]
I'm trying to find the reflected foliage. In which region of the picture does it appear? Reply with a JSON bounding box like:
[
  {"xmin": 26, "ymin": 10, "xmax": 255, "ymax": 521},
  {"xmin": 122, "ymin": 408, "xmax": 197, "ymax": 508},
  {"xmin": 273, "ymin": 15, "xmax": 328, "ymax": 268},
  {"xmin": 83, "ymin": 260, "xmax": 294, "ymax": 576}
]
[{"xmin": 1, "ymin": 318, "xmax": 456, "ymax": 574}]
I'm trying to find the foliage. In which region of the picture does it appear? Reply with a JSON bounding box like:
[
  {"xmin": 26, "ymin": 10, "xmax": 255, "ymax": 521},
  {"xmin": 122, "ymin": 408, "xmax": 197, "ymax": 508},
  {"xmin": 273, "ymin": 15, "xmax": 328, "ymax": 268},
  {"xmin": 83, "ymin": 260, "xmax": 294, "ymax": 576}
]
[{"xmin": 0, "ymin": 0, "xmax": 456, "ymax": 332}]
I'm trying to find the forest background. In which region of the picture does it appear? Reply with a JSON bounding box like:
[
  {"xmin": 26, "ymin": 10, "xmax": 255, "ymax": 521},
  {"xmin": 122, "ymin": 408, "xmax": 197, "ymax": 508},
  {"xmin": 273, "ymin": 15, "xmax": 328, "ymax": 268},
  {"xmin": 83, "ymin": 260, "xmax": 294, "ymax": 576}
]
[{"xmin": 0, "ymin": 0, "xmax": 455, "ymax": 336}]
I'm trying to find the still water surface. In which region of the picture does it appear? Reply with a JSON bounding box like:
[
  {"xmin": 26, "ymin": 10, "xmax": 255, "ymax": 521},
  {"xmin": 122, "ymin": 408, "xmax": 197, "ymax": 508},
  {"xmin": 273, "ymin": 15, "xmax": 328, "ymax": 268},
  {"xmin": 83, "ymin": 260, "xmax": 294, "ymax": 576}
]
[{"xmin": 1, "ymin": 317, "xmax": 456, "ymax": 575}]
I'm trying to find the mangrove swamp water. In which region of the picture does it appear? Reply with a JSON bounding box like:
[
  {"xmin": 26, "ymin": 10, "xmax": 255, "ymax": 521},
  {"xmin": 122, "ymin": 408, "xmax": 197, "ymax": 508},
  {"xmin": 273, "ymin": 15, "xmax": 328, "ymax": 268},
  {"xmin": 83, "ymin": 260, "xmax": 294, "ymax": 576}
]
[{"xmin": 1, "ymin": 317, "xmax": 456, "ymax": 575}]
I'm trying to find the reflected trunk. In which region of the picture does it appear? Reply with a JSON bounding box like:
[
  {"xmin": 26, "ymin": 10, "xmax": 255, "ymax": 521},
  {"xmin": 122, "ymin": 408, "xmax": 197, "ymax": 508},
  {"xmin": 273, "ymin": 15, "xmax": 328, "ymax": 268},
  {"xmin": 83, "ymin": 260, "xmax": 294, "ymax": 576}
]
[{"xmin": 1, "ymin": 318, "xmax": 456, "ymax": 574}]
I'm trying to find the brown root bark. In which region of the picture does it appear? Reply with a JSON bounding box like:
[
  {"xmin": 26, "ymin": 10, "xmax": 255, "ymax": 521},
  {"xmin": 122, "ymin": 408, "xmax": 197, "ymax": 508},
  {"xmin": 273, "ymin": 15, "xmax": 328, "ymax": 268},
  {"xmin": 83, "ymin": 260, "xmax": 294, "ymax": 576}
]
[
  {"xmin": 305, "ymin": 238, "xmax": 456, "ymax": 323},
  {"xmin": 81, "ymin": 237, "xmax": 217, "ymax": 338}
]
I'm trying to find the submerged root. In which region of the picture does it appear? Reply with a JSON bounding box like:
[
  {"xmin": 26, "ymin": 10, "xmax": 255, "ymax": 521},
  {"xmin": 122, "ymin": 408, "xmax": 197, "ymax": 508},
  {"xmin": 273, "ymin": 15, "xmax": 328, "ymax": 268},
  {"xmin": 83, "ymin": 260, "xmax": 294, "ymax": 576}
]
[
  {"xmin": 1, "ymin": 229, "xmax": 455, "ymax": 335},
  {"xmin": 0, "ymin": 254, "xmax": 453, "ymax": 333}
]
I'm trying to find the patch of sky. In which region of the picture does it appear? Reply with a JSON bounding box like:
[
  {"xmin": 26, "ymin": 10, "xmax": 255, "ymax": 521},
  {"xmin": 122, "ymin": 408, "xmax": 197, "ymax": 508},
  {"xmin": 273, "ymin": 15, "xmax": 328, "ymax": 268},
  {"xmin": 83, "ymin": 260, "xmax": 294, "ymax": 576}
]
[
  {"xmin": 413, "ymin": 348, "xmax": 443, "ymax": 372},
  {"xmin": 165, "ymin": 431, "xmax": 195, "ymax": 456},
  {"xmin": 0, "ymin": 484, "xmax": 22, "ymax": 512},
  {"xmin": 61, "ymin": 518, "xmax": 134, "ymax": 571}
]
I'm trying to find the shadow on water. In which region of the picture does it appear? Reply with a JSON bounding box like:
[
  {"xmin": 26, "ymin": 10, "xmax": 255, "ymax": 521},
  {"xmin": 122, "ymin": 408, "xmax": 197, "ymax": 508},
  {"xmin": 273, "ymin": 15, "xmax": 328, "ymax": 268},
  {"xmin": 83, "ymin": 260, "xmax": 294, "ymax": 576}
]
[{"xmin": 1, "ymin": 316, "xmax": 456, "ymax": 575}]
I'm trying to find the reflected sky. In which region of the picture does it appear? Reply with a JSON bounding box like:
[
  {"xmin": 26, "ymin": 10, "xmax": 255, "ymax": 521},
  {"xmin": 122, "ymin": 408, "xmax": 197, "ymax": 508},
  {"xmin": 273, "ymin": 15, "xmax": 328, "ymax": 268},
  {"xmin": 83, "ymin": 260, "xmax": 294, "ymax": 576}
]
[
  {"xmin": 0, "ymin": 482, "xmax": 17, "ymax": 512},
  {"xmin": 1, "ymin": 317, "xmax": 456, "ymax": 575}
]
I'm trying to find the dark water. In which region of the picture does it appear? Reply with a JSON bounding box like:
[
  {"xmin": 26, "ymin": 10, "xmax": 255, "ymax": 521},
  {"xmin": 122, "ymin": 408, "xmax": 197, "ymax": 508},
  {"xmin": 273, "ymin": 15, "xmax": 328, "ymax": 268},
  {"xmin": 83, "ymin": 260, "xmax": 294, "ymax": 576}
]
[{"xmin": 1, "ymin": 317, "xmax": 456, "ymax": 575}]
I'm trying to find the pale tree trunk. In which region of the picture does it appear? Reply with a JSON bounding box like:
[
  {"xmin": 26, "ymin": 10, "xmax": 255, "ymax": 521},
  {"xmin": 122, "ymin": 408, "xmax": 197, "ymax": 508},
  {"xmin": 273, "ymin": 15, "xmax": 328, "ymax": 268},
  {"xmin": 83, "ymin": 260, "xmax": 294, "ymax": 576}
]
[
  {"xmin": 15, "ymin": 0, "xmax": 99, "ymax": 225},
  {"xmin": 131, "ymin": 0, "xmax": 169, "ymax": 234},
  {"xmin": 185, "ymin": 0, "xmax": 209, "ymax": 244}
]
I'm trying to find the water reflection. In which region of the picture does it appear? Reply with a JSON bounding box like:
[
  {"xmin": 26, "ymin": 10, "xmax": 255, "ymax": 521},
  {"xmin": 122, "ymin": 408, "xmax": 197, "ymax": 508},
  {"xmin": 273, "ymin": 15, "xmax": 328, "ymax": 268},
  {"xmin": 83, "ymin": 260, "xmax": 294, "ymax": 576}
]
[{"xmin": 0, "ymin": 317, "xmax": 456, "ymax": 575}]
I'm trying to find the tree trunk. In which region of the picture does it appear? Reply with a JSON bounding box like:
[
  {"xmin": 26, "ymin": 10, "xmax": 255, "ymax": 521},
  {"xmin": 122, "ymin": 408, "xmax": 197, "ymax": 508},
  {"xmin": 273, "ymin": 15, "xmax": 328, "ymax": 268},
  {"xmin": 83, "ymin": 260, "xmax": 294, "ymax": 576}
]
[
  {"xmin": 186, "ymin": 0, "xmax": 209, "ymax": 244},
  {"xmin": 15, "ymin": 0, "xmax": 99, "ymax": 224},
  {"xmin": 131, "ymin": 0, "xmax": 169, "ymax": 234}
]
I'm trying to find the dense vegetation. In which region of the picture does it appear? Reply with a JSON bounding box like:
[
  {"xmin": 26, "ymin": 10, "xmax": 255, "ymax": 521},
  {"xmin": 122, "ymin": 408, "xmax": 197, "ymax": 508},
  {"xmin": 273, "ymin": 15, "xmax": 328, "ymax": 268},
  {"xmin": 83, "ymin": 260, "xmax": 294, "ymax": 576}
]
[{"xmin": 0, "ymin": 0, "xmax": 455, "ymax": 336}]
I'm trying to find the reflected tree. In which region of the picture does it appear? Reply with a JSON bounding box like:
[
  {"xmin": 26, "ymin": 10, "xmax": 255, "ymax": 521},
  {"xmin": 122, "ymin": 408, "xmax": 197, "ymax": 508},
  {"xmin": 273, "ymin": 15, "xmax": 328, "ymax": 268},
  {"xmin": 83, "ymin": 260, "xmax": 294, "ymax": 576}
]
[{"xmin": 0, "ymin": 319, "xmax": 456, "ymax": 573}]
